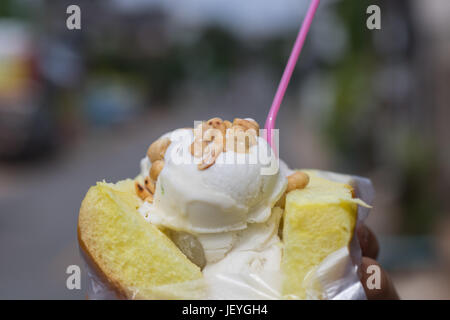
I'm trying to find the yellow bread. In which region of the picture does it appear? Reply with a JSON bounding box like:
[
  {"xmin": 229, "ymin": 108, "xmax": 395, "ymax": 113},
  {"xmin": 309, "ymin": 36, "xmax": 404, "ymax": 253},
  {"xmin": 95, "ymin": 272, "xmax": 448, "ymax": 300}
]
[
  {"xmin": 78, "ymin": 179, "xmax": 203, "ymax": 299},
  {"xmin": 281, "ymin": 171, "xmax": 366, "ymax": 299}
]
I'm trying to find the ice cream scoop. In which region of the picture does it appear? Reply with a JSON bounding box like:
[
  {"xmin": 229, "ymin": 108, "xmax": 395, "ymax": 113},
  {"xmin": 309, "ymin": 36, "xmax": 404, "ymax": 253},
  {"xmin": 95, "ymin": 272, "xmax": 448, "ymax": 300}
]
[
  {"xmin": 139, "ymin": 126, "xmax": 287, "ymax": 234},
  {"xmin": 137, "ymin": 119, "xmax": 287, "ymax": 271}
]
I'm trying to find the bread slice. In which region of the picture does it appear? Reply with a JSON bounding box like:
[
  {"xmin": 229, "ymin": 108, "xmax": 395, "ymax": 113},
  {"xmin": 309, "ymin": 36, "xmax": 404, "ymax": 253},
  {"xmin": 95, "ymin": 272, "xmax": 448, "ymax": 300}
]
[
  {"xmin": 281, "ymin": 171, "xmax": 366, "ymax": 299},
  {"xmin": 78, "ymin": 179, "xmax": 204, "ymax": 299}
]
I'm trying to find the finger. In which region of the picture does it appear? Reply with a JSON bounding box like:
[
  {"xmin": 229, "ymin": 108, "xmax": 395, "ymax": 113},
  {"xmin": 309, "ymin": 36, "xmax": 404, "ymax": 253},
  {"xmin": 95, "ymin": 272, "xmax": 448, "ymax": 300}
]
[
  {"xmin": 360, "ymin": 257, "xmax": 399, "ymax": 300},
  {"xmin": 357, "ymin": 224, "xmax": 379, "ymax": 259}
]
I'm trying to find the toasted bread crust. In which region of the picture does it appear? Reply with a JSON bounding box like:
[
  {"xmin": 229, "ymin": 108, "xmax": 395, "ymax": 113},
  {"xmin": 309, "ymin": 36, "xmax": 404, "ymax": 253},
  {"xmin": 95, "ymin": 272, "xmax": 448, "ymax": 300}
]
[
  {"xmin": 77, "ymin": 182, "xmax": 204, "ymax": 300},
  {"xmin": 78, "ymin": 213, "xmax": 129, "ymax": 299}
]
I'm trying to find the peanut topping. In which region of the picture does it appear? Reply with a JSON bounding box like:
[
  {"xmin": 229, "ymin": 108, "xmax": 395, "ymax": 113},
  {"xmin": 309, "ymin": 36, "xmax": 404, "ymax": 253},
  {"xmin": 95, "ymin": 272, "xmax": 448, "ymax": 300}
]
[
  {"xmin": 197, "ymin": 139, "xmax": 223, "ymax": 170},
  {"xmin": 150, "ymin": 160, "xmax": 165, "ymax": 181},
  {"xmin": 190, "ymin": 139, "xmax": 208, "ymax": 158},
  {"xmin": 135, "ymin": 181, "xmax": 151, "ymax": 200},
  {"xmin": 276, "ymin": 172, "xmax": 310, "ymax": 208},
  {"xmin": 138, "ymin": 138, "xmax": 170, "ymax": 200},
  {"xmin": 190, "ymin": 117, "xmax": 260, "ymax": 170},
  {"xmin": 286, "ymin": 171, "xmax": 310, "ymax": 192},
  {"xmin": 144, "ymin": 176, "xmax": 156, "ymax": 194},
  {"xmin": 206, "ymin": 117, "xmax": 227, "ymax": 136},
  {"xmin": 147, "ymin": 137, "xmax": 171, "ymax": 162},
  {"xmin": 191, "ymin": 119, "xmax": 226, "ymax": 170},
  {"xmin": 225, "ymin": 125, "xmax": 257, "ymax": 153},
  {"xmin": 233, "ymin": 118, "xmax": 260, "ymax": 136}
]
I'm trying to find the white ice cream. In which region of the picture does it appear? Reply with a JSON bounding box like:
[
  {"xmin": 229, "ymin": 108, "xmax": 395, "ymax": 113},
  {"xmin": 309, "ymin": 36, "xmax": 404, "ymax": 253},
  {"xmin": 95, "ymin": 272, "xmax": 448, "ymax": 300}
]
[
  {"xmin": 138, "ymin": 125, "xmax": 288, "ymax": 298},
  {"xmin": 140, "ymin": 128, "xmax": 286, "ymax": 233}
]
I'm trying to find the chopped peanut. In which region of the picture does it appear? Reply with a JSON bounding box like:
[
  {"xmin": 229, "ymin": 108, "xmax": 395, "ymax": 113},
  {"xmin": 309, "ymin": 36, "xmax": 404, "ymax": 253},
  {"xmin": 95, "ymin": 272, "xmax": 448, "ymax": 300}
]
[
  {"xmin": 286, "ymin": 172, "xmax": 310, "ymax": 192},
  {"xmin": 198, "ymin": 140, "xmax": 222, "ymax": 170},
  {"xmin": 206, "ymin": 117, "xmax": 227, "ymax": 136},
  {"xmin": 147, "ymin": 137, "xmax": 171, "ymax": 162},
  {"xmin": 276, "ymin": 172, "xmax": 310, "ymax": 208},
  {"xmin": 190, "ymin": 140, "xmax": 208, "ymax": 157},
  {"xmin": 144, "ymin": 176, "xmax": 156, "ymax": 194},
  {"xmin": 190, "ymin": 117, "xmax": 260, "ymax": 169},
  {"xmin": 233, "ymin": 118, "xmax": 260, "ymax": 135},
  {"xmin": 135, "ymin": 181, "xmax": 151, "ymax": 200},
  {"xmin": 150, "ymin": 160, "xmax": 165, "ymax": 181},
  {"xmin": 225, "ymin": 125, "xmax": 257, "ymax": 153}
]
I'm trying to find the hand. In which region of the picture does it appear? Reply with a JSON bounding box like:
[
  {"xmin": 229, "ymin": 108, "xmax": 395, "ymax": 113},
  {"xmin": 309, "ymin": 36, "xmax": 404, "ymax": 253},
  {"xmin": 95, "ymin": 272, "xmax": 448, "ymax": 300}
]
[{"xmin": 357, "ymin": 225, "xmax": 400, "ymax": 300}]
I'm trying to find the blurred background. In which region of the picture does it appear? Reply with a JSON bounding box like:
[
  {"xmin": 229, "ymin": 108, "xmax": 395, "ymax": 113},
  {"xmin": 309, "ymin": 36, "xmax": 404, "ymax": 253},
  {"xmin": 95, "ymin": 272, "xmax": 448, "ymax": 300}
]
[{"xmin": 0, "ymin": 0, "xmax": 449, "ymax": 299}]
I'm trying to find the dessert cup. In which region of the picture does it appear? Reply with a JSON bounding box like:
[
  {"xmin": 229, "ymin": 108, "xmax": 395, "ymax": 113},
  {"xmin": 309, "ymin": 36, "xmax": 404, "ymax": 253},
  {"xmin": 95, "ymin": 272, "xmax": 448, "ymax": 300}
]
[{"xmin": 78, "ymin": 118, "xmax": 374, "ymax": 300}]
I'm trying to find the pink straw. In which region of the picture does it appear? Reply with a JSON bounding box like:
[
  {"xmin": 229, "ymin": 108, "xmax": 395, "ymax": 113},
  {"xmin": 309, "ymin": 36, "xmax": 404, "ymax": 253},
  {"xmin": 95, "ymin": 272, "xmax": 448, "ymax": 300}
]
[{"xmin": 264, "ymin": 0, "xmax": 320, "ymax": 148}]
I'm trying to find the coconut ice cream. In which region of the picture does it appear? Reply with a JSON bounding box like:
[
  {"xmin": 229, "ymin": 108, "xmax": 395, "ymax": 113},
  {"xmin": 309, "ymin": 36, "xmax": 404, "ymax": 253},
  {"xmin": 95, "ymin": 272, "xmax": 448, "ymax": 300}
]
[{"xmin": 136, "ymin": 118, "xmax": 292, "ymax": 298}]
